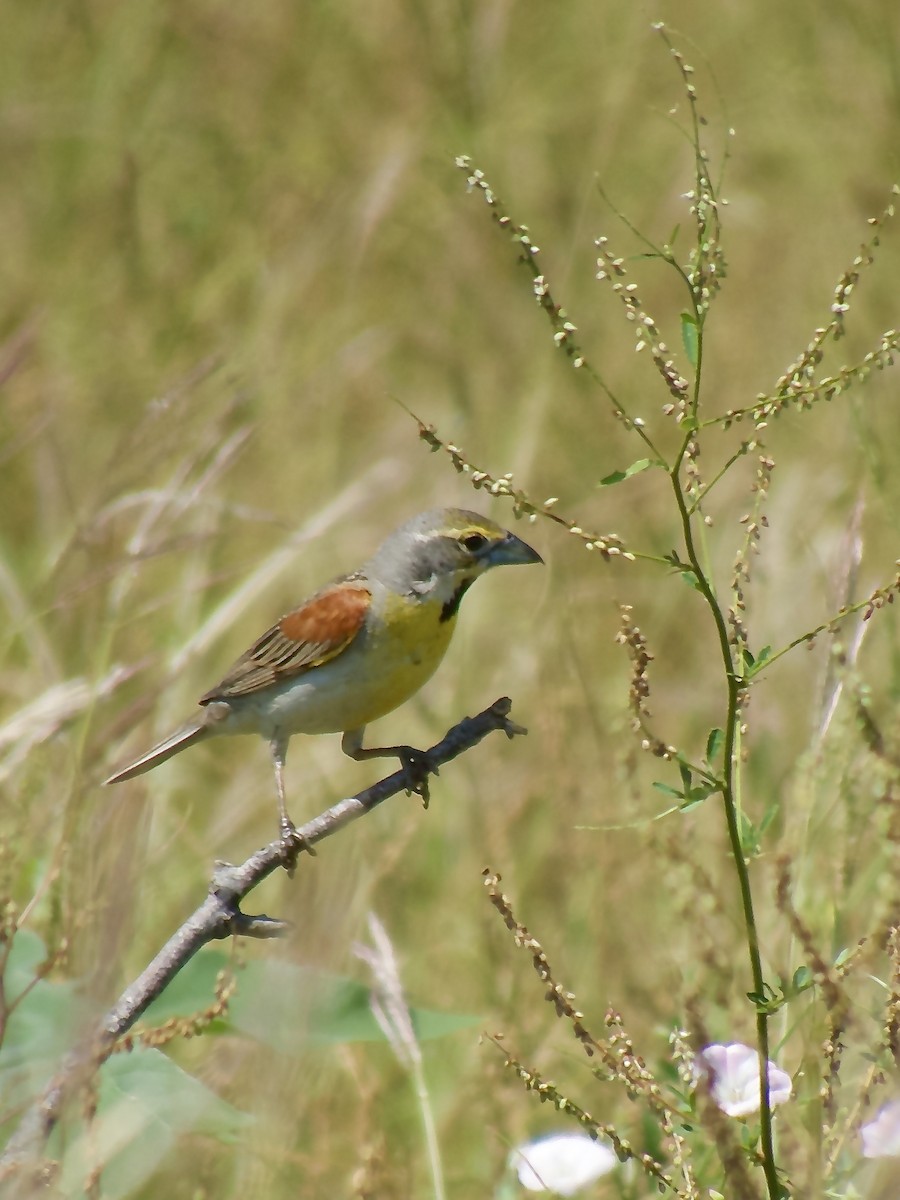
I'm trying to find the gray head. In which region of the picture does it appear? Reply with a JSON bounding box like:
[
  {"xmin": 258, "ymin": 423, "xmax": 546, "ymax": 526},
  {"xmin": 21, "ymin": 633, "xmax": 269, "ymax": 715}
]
[{"xmin": 368, "ymin": 508, "xmax": 543, "ymax": 612}]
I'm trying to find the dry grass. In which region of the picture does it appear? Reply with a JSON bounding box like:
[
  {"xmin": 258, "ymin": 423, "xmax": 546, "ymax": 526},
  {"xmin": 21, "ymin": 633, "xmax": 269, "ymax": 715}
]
[{"xmin": 3, "ymin": 2, "xmax": 900, "ymax": 1197}]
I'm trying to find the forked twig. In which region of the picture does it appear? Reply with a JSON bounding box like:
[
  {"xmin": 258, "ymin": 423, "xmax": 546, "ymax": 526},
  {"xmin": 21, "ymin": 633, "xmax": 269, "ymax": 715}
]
[{"xmin": 0, "ymin": 697, "xmax": 525, "ymax": 1188}]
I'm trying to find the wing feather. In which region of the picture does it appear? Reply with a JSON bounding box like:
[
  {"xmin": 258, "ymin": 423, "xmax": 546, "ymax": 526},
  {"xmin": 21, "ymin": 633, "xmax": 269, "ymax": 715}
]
[{"xmin": 199, "ymin": 576, "xmax": 371, "ymax": 703}]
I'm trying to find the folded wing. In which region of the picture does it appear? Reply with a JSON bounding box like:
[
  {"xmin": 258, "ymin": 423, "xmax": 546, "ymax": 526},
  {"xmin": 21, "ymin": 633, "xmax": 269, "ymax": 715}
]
[{"xmin": 200, "ymin": 576, "xmax": 372, "ymax": 702}]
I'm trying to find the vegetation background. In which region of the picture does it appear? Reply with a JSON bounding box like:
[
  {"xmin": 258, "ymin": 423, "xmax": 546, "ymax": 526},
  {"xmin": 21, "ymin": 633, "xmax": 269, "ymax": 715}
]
[{"xmin": 2, "ymin": 0, "xmax": 900, "ymax": 1195}]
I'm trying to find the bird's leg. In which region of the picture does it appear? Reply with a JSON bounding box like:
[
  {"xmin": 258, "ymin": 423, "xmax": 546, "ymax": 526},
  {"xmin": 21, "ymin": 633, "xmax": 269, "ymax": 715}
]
[
  {"xmin": 341, "ymin": 728, "xmax": 437, "ymax": 808},
  {"xmin": 273, "ymin": 750, "xmax": 291, "ymax": 834},
  {"xmin": 270, "ymin": 739, "xmax": 315, "ymax": 857}
]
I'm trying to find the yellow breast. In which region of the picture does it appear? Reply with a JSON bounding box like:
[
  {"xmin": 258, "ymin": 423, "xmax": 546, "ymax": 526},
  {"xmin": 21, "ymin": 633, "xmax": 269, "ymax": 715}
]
[
  {"xmin": 253, "ymin": 591, "xmax": 458, "ymax": 737},
  {"xmin": 353, "ymin": 591, "xmax": 457, "ymax": 722}
]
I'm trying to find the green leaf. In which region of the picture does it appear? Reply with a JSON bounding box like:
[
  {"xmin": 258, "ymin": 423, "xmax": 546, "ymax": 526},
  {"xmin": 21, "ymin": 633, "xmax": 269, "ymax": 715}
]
[
  {"xmin": 738, "ymin": 1122, "xmax": 758, "ymax": 1150},
  {"xmin": 680, "ymin": 311, "xmax": 699, "ymax": 366},
  {"xmin": 733, "ymin": 803, "xmax": 776, "ymax": 860},
  {"xmin": 598, "ymin": 458, "xmax": 657, "ymax": 487},
  {"xmin": 679, "ymin": 796, "xmax": 706, "ymax": 813},
  {"xmin": 652, "ymin": 781, "xmax": 684, "ymax": 800},
  {"xmin": 3, "ymin": 928, "xmax": 48, "ymax": 995},
  {"xmin": 139, "ymin": 949, "xmax": 232, "ymax": 1024},
  {"xmin": 309, "ymin": 977, "xmax": 479, "ymax": 1045},
  {"xmin": 679, "ymin": 571, "xmax": 703, "ymax": 592},
  {"xmin": 791, "ymin": 965, "xmax": 814, "ymax": 993},
  {"xmin": 2, "ymin": 937, "xmax": 249, "ymax": 1197},
  {"xmin": 738, "ymin": 811, "xmax": 757, "ymax": 855},
  {"xmin": 744, "ymin": 644, "xmax": 773, "ymax": 678},
  {"xmin": 746, "ymin": 983, "xmax": 783, "ymax": 1015},
  {"xmin": 143, "ymin": 953, "xmax": 480, "ymax": 1051},
  {"xmin": 0, "ymin": 932, "xmax": 90, "ymax": 1114},
  {"xmin": 686, "ymin": 783, "xmax": 716, "ymax": 804},
  {"xmin": 757, "ymin": 802, "xmax": 779, "ymax": 838},
  {"xmin": 55, "ymin": 1048, "xmax": 252, "ymax": 1199},
  {"xmin": 752, "ymin": 645, "xmax": 772, "ymax": 674},
  {"xmin": 705, "ymin": 727, "xmax": 724, "ymax": 763}
]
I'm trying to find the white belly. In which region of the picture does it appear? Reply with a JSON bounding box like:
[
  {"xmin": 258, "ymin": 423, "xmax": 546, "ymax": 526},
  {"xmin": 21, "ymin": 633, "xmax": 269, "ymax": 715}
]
[{"xmin": 213, "ymin": 605, "xmax": 454, "ymax": 740}]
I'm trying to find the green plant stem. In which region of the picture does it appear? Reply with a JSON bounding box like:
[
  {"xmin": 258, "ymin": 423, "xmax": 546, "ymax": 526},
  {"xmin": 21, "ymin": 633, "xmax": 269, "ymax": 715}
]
[
  {"xmin": 671, "ymin": 443, "xmax": 782, "ymax": 1200},
  {"xmin": 686, "ymin": 441, "xmax": 757, "ymax": 512},
  {"xmin": 410, "ymin": 1053, "xmax": 445, "ymax": 1200}
]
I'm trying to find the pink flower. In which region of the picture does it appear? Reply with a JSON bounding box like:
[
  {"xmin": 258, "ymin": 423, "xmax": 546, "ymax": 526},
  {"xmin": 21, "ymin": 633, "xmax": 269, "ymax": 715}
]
[
  {"xmin": 861, "ymin": 1099, "xmax": 900, "ymax": 1158},
  {"xmin": 695, "ymin": 1042, "xmax": 792, "ymax": 1117}
]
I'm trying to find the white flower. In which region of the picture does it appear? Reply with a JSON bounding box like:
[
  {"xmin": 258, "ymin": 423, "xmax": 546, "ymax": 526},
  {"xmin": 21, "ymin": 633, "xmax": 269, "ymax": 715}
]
[
  {"xmin": 861, "ymin": 1098, "xmax": 900, "ymax": 1158},
  {"xmin": 510, "ymin": 1132, "xmax": 616, "ymax": 1195},
  {"xmin": 695, "ymin": 1042, "xmax": 792, "ymax": 1117}
]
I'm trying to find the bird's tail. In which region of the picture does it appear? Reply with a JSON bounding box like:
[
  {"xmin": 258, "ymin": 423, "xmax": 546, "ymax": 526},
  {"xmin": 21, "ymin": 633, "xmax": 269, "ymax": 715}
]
[{"xmin": 103, "ymin": 719, "xmax": 211, "ymax": 785}]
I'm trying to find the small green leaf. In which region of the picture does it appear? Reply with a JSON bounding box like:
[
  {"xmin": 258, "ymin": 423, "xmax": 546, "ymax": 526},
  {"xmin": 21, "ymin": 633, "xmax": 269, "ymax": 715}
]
[
  {"xmin": 678, "ymin": 762, "xmax": 692, "ymax": 792},
  {"xmin": 705, "ymin": 727, "xmax": 724, "ymax": 763},
  {"xmin": 792, "ymin": 965, "xmax": 814, "ymax": 993},
  {"xmin": 738, "ymin": 810, "xmax": 769, "ymax": 858},
  {"xmin": 687, "ymin": 783, "xmax": 716, "ymax": 804},
  {"xmin": 598, "ymin": 458, "xmax": 657, "ymax": 487},
  {"xmin": 746, "ymin": 983, "xmax": 783, "ymax": 1015},
  {"xmin": 738, "ymin": 1122, "xmax": 757, "ymax": 1150},
  {"xmin": 679, "ymin": 796, "xmax": 705, "ymax": 813},
  {"xmin": 757, "ymin": 802, "xmax": 779, "ymax": 837},
  {"xmin": 744, "ymin": 645, "xmax": 774, "ymax": 678},
  {"xmin": 680, "ymin": 312, "xmax": 699, "ymax": 366},
  {"xmin": 652, "ymin": 781, "xmax": 684, "ymax": 800},
  {"xmin": 679, "ymin": 571, "xmax": 703, "ymax": 592}
]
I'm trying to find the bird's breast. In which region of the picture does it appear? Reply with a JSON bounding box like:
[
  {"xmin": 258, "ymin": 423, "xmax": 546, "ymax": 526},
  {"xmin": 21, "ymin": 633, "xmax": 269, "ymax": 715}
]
[
  {"xmin": 352, "ymin": 591, "xmax": 457, "ymax": 713},
  {"xmin": 231, "ymin": 592, "xmax": 457, "ymax": 738}
]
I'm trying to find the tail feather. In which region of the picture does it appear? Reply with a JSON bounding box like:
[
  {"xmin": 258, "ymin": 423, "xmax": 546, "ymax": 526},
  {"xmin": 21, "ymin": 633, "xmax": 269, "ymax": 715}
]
[{"xmin": 104, "ymin": 719, "xmax": 210, "ymax": 785}]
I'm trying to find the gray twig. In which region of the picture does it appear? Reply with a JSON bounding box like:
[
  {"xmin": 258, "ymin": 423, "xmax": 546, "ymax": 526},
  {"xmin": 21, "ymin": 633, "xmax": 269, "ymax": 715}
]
[{"xmin": 0, "ymin": 697, "xmax": 525, "ymax": 1191}]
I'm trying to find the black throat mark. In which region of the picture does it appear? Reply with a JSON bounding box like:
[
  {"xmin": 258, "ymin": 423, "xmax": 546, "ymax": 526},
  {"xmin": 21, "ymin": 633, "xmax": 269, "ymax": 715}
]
[{"xmin": 440, "ymin": 578, "xmax": 474, "ymax": 623}]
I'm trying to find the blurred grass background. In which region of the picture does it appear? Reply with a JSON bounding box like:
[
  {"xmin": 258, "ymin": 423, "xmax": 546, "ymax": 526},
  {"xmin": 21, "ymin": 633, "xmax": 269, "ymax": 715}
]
[{"xmin": 3, "ymin": 0, "xmax": 900, "ymax": 1195}]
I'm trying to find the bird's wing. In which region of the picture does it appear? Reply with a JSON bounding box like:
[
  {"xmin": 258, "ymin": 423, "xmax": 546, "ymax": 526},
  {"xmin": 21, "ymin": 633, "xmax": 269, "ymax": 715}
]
[{"xmin": 199, "ymin": 575, "xmax": 372, "ymax": 702}]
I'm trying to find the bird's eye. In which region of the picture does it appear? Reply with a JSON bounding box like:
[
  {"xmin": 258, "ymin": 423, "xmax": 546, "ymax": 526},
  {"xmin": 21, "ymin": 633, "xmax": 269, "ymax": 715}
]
[{"xmin": 461, "ymin": 532, "xmax": 488, "ymax": 553}]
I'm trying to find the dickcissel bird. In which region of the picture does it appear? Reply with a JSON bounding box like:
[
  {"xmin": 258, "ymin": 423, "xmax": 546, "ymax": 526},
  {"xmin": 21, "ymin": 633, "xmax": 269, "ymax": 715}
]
[{"xmin": 105, "ymin": 507, "xmax": 542, "ymax": 843}]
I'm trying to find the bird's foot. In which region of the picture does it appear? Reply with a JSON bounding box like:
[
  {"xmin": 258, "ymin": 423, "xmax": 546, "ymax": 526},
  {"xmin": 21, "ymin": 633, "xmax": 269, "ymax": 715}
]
[
  {"xmin": 397, "ymin": 746, "xmax": 438, "ymax": 809},
  {"xmin": 279, "ymin": 814, "xmax": 316, "ymax": 868}
]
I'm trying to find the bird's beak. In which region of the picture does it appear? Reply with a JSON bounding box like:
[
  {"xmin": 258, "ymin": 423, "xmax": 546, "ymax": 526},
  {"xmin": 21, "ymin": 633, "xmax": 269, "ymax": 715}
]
[{"xmin": 486, "ymin": 529, "xmax": 544, "ymax": 568}]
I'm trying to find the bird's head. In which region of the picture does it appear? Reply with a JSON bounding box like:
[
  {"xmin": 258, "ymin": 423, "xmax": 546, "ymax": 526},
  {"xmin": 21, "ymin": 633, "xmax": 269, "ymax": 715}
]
[{"xmin": 371, "ymin": 507, "xmax": 543, "ymax": 618}]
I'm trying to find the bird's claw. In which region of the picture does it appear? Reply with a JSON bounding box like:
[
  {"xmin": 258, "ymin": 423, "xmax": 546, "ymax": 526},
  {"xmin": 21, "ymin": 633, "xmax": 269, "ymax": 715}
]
[
  {"xmin": 280, "ymin": 814, "xmax": 316, "ymax": 868},
  {"xmin": 398, "ymin": 746, "xmax": 437, "ymax": 809}
]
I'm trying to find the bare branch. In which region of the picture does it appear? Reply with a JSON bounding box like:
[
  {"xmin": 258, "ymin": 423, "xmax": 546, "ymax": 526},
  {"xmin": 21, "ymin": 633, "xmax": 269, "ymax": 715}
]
[{"xmin": 0, "ymin": 697, "xmax": 525, "ymax": 1190}]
